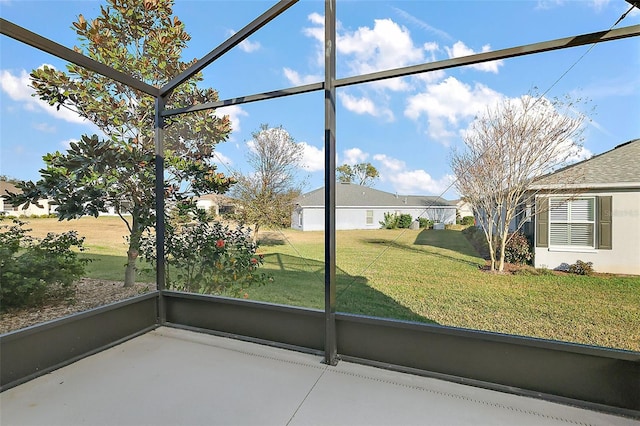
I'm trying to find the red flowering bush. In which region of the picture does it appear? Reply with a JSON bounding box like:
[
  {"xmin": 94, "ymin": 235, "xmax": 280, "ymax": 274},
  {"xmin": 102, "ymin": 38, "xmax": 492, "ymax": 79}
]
[{"xmin": 141, "ymin": 218, "xmax": 269, "ymax": 297}]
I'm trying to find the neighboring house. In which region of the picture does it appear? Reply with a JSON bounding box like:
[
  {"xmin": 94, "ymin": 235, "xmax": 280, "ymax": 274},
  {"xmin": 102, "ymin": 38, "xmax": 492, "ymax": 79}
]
[
  {"xmin": 195, "ymin": 193, "xmax": 237, "ymax": 216},
  {"xmin": 0, "ymin": 181, "xmax": 57, "ymax": 217},
  {"xmin": 452, "ymin": 199, "xmax": 474, "ymax": 220},
  {"xmin": 291, "ymin": 183, "xmax": 456, "ymax": 231},
  {"xmin": 526, "ymin": 139, "xmax": 640, "ymax": 275}
]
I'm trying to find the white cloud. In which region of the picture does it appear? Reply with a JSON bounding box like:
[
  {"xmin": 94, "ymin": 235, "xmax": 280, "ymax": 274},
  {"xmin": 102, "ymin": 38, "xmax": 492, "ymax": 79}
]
[
  {"xmin": 372, "ymin": 154, "xmax": 404, "ymax": 172},
  {"xmin": 33, "ymin": 122, "xmax": 56, "ymax": 133},
  {"xmin": 535, "ymin": 0, "xmax": 564, "ymax": 10},
  {"xmin": 302, "ymin": 12, "xmax": 326, "ymax": 67},
  {"xmin": 565, "ymin": 145, "xmax": 592, "ymax": 164},
  {"xmin": 423, "ymin": 42, "xmax": 439, "ymax": 52},
  {"xmin": 404, "ymin": 76, "xmax": 504, "ymax": 145},
  {"xmin": 61, "ymin": 138, "xmax": 79, "ymax": 150},
  {"xmin": 391, "ymin": 7, "xmax": 453, "ymax": 41},
  {"xmin": 373, "ymin": 153, "xmax": 454, "ymax": 195},
  {"xmin": 589, "ymin": 0, "xmax": 610, "ymax": 11},
  {"xmin": 214, "ymin": 104, "xmax": 248, "ymax": 133},
  {"xmin": 299, "ymin": 142, "xmax": 324, "ymax": 172},
  {"xmin": 228, "ymin": 29, "xmax": 261, "ymax": 53},
  {"xmin": 337, "ymin": 18, "xmax": 425, "ymax": 91},
  {"xmin": 338, "ymin": 92, "xmax": 394, "ymax": 121},
  {"xmin": 445, "ymin": 41, "xmax": 503, "ymax": 74},
  {"xmin": 283, "ymin": 68, "xmax": 322, "ymax": 86},
  {"xmin": 342, "ymin": 148, "xmax": 368, "ymax": 165},
  {"xmin": 212, "ymin": 151, "xmax": 233, "ymax": 167},
  {"xmin": 0, "ymin": 68, "xmax": 88, "ymax": 124}
]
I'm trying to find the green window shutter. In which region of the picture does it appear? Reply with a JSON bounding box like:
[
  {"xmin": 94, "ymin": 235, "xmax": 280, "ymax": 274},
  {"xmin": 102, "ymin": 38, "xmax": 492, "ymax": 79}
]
[
  {"xmin": 597, "ymin": 196, "xmax": 612, "ymax": 250},
  {"xmin": 536, "ymin": 197, "xmax": 549, "ymax": 248}
]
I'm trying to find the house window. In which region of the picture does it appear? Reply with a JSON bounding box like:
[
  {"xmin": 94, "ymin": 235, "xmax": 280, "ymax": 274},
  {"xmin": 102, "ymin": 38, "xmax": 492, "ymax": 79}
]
[
  {"xmin": 366, "ymin": 210, "xmax": 374, "ymax": 225},
  {"xmin": 549, "ymin": 197, "xmax": 595, "ymax": 247},
  {"xmin": 298, "ymin": 211, "xmax": 303, "ymax": 227}
]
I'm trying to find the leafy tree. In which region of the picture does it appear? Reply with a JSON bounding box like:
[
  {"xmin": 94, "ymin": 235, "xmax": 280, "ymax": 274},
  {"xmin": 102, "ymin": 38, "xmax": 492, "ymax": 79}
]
[
  {"xmin": 336, "ymin": 162, "xmax": 379, "ymax": 187},
  {"xmin": 7, "ymin": 0, "xmax": 233, "ymax": 286},
  {"xmin": 450, "ymin": 92, "xmax": 587, "ymax": 272},
  {"xmin": 231, "ymin": 124, "xmax": 304, "ymax": 238}
]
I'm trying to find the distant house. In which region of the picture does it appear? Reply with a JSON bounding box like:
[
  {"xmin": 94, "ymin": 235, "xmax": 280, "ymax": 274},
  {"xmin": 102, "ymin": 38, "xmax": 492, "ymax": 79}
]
[
  {"xmin": 195, "ymin": 193, "xmax": 237, "ymax": 216},
  {"xmin": 291, "ymin": 183, "xmax": 456, "ymax": 231},
  {"xmin": 451, "ymin": 199, "xmax": 474, "ymax": 220},
  {"xmin": 0, "ymin": 181, "xmax": 57, "ymax": 217},
  {"xmin": 526, "ymin": 139, "xmax": 640, "ymax": 275}
]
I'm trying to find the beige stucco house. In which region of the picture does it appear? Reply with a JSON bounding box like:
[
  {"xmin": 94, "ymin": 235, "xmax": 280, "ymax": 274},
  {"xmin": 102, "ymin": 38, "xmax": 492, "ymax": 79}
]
[
  {"xmin": 528, "ymin": 139, "xmax": 639, "ymax": 275},
  {"xmin": 0, "ymin": 181, "xmax": 57, "ymax": 217}
]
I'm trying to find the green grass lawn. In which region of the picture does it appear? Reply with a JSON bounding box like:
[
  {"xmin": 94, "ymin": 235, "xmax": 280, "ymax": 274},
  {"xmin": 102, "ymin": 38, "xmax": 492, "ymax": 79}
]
[
  {"xmin": 248, "ymin": 228, "xmax": 640, "ymax": 352},
  {"xmin": 23, "ymin": 218, "xmax": 640, "ymax": 351}
]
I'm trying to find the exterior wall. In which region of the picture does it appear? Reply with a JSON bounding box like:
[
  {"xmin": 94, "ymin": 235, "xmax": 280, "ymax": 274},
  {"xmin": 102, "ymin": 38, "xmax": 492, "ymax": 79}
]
[
  {"xmin": 196, "ymin": 199, "xmax": 219, "ymax": 216},
  {"xmin": 1, "ymin": 199, "xmax": 57, "ymax": 216},
  {"xmin": 534, "ymin": 190, "xmax": 640, "ymax": 275},
  {"xmin": 294, "ymin": 206, "xmax": 456, "ymax": 231}
]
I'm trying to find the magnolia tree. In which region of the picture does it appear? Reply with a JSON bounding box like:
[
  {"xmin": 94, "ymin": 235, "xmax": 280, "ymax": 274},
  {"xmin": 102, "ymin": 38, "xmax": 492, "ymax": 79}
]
[
  {"xmin": 450, "ymin": 92, "xmax": 588, "ymax": 272},
  {"xmin": 8, "ymin": 0, "xmax": 234, "ymax": 286},
  {"xmin": 231, "ymin": 125, "xmax": 305, "ymax": 239},
  {"xmin": 8, "ymin": 0, "xmax": 232, "ymax": 286}
]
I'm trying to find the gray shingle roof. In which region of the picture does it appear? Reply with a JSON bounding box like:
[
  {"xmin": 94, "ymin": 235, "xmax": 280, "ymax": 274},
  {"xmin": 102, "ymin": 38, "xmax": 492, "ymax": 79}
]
[
  {"xmin": 532, "ymin": 139, "xmax": 640, "ymax": 188},
  {"xmin": 295, "ymin": 183, "xmax": 454, "ymax": 208}
]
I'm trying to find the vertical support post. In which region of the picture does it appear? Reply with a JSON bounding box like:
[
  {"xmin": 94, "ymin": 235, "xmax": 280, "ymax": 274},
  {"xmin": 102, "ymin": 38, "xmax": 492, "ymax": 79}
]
[
  {"xmin": 324, "ymin": 0, "xmax": 338, "ymax": 366},
  {"xmin": 154, "ymin": 96, "xmax": 166, "ymax": 324}
]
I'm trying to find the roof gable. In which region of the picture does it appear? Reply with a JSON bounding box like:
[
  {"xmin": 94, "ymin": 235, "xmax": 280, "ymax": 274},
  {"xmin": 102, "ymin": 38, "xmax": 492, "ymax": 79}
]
[{"xmin": 532, "ymin": 139, "xmax": 640, "ymax": 188}]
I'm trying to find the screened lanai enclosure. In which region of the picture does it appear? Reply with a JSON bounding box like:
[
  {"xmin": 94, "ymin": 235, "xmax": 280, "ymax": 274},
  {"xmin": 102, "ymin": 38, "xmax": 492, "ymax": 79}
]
[{"xmin": 1, "ymin": 0, "xmax": 639, "ymax": 423}]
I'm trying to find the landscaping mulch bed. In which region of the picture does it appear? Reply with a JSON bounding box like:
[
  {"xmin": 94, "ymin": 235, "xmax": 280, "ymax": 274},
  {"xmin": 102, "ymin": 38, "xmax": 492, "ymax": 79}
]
[{"xmin": 0, "ymin": 278, "xmax": 153, "ymax": 334}]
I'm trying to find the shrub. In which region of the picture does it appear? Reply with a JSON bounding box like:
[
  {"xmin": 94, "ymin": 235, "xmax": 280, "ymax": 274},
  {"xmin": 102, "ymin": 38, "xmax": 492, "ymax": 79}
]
[
  {"xmin": 0, "ymin": 218, "xmax": 88, "ymax": 311},
  {"xmin": 502, "ymin": 232, "xmax": 533, "ymax": 265},
  {"xmin": 461, "ymin": 216, "xmax": 475, "ymax": 226},
  {"xmin": 140, "ymin": 218, "xmax": 270, "ymax": 297},
  {"xmin": 418, "ymin": 218, "xmax": 433, "ymax": 228},
  {"xmin": 380, "ymin": 212, "xmax": 399, "ymax": 229},
  {"xmin": 568, "ymin": 260, "xmax": 594, "ymax": 276},
  {"xmin": 397, "ymin": 214, "xmax": 413, "ymax": 229}
]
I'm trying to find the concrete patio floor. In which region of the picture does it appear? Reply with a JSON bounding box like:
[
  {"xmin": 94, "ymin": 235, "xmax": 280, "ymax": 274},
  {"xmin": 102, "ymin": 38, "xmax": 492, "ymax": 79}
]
[{"xmin": 1, "ymin": 327, "xmax": 638, "ymax": 426}]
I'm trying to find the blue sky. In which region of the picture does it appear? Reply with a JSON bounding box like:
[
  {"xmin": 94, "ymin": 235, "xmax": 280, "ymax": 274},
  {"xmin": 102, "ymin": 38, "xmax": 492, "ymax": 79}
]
[{"xmin": 1, "ymin": 0, "xmax": 639, "ymax": 200}]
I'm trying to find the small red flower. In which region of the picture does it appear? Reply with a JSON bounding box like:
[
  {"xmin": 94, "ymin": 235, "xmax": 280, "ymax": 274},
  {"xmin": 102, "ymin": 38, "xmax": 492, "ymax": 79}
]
[
  {"xmin": 250, "ymin": 258, "xmax": 258, "ymax": 264},
  {"xmin": 216, "ymin": 239, "xmax": 225, "ymax": 248}
]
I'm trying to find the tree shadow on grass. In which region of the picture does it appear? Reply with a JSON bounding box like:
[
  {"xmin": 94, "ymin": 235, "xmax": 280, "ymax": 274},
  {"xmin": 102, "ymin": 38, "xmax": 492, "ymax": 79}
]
[
  {"xmin": 255, "ymin": 253, "xmax": 436, "ymax": 324},
  {"xmin": 257, "ymin": 232, "xmax": 286, "ymax": 246},
  {"xmin": 361, "ymin": 230, "xmax": 482, "ymax": 269},
  {"xmin": 413, "ymin": 229, "xmax": 481, "ymax": 258}
]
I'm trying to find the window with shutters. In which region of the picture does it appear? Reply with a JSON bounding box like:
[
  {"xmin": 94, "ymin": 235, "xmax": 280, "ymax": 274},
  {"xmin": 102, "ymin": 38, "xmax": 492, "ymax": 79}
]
[{"xmin": 549, "ymin": 197, "xmax": 595, "ymax": 248}]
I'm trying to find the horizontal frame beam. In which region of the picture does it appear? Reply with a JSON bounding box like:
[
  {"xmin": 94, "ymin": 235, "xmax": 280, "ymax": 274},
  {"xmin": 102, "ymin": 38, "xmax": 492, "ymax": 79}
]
[
  {"xmin": 162, "ymin": 82, "xmax": 322, "ymax": 117},
  {"xmin": 0, "ymin": 18, "xmax": 159, "ymax": 97},
  {"xmin": 162, "ymin": 23, "xmax": 640, "ymax": 117},
  {"xmin": 335, "ymin": 24, "xmax": 640, "ymax": 88}
]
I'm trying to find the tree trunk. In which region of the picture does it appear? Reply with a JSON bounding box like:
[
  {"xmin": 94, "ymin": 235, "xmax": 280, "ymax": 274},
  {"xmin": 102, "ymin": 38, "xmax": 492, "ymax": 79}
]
[
  {"xmin": 498, "ymin": 233, "xmax": 507, "ymax": 272},
  {"xmin": 124, "ymin": 219, "xmax": 143, "ymax": 287},
  {"xmin": 124, "ymin": 248, "xmax": 138, "ymax": 287},
  {"xmin": 253, "ymin": 223, "xmax": 260, "ymax": 244}
]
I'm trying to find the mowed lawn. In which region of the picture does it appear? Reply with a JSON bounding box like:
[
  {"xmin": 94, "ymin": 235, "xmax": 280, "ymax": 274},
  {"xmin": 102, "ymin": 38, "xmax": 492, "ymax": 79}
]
[{"xmin": 22, "ymin": 217, "xmax": 640, "ymax": 352}]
